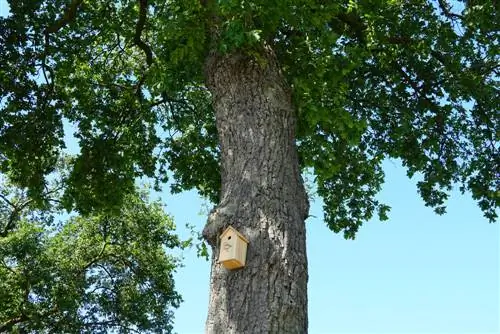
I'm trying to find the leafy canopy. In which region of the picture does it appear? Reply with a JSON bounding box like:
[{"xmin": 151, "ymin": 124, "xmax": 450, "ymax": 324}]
[
  {"xmin": 0, "ymin": 0, "xmax": 498, "ymax": 238},
  {"xmin": 0, "ymin": 174, "xmax": 186, "ymax": 333}
]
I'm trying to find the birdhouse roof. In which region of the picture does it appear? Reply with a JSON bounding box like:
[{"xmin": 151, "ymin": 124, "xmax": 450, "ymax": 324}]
[{"xmin": 220, "ymin": 226, "xmax": 249, "ymax": 243}]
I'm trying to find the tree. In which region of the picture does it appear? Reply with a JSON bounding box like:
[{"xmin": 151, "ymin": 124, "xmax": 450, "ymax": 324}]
[
  {"xmin": 1, "ymin": 0, "xmax": 498, "ymax": 332},
  {"xmin": 0, "ymin": 174, "xmax": 185, "ymax": 333}
]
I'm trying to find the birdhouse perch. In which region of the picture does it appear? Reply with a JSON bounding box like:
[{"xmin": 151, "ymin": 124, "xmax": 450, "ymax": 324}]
[{"xmin": 218, "ymin": 226, "xmax": 249, "ymax": 270}]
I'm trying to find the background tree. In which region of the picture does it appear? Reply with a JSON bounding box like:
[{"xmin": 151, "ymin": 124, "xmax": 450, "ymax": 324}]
[
  {"xmin": 0, "ymin": 174, "xmax": 186, "ymax": 333},
  {"xmin": 0, "ymin": 0, "xmax": 498, "ymax": 333}
]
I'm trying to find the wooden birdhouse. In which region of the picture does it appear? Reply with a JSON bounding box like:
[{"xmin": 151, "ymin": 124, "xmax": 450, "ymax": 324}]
[{"xmin": 218, "ymin": 226, "xmax": 249, "ymax": 270}]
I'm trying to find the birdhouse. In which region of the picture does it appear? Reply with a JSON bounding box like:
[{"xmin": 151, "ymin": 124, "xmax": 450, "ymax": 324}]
[{"xmin": 218, "ymin": 226, "xmax": 249, "ymax": 270}]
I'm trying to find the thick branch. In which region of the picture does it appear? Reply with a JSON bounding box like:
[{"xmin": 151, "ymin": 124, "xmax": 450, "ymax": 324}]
[
  {"xmin": 45, "ymin": 0, "xmax": 84, "ymax": 34},
  {"xmin": 1, "ymin": 209, "xmax": 20, "ymax": 237},
  {"xmin": 0, "ymin": 314, "xmax": 28, "ymax": 332},
  {"xmin": 134, "ymin": 0, "xmax": 153, "ymax": 66},
  {"xmin": 0, "ymin": 193, "xmax": 21, "ymax": 237}
]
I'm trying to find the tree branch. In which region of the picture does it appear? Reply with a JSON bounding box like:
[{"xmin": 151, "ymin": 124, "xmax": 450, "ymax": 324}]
[
  {"xmin": 0, "ymin": 314, "xmax": 28, "ymax": 332},
  {"xmin": 0, "ymin": 193, "xmax": 22, "ymax": 237},
  {"xmin": 335, "ymin": 11, "xmax": 367, "ymax": 43},
  {"xmin": 82, "ymin": 242, "xmax": 108, "ymax": 272},
  {"xmin": 0, "ymin": 185, "xmax": 64, "ymax": 237},
  {"xmin": 0, "ymin": 193, "xmax": 15, "ymax": 209},
  {"xmin": 134, "ymin": 0, "xmax": 153, "ymax": 66},
  {"xmin": 45, "ymin": 0, "xmax": 84, "ymax": 35},
  {"xmin": 395, "ymin": 62, "xmax": 434, "ymax": 105},
  {"xmin": 39, "ymin": 0, "xmax": 84, "ymax": 115},
  {"xmin": 384, "ymin": 36, "xmax": 498, "ymax": 78},
  {"xmin": 437, "ymin": 0, "xmax": 464, "ymax": 20},
  {"xmin": 1, "ymin": 209, "xmax": 20, "ymax": 237}
]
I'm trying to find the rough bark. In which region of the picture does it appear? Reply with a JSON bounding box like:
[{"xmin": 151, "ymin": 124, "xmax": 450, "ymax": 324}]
[{"xmin": 203, "ymin": 46, "xmax": 310, "ymax": 334}]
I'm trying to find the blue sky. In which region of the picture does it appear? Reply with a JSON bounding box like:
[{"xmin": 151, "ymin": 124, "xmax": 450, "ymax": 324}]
[
  {"xmin": 1, "ymin": 1, "xmax": 498, "ymax": 333},
  {"xmin": 170, "ymin": 159, "xmax": 498, "ymax": 334}
]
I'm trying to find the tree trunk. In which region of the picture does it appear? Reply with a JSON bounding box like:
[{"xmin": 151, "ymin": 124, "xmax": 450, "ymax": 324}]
[{"xmin": 203, "ymin": 46, "xmax": 310, "ymax": 334}]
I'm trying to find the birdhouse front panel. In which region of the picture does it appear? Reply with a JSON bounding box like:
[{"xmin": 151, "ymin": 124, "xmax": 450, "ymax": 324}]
[{"xmin": 218, "ymin": 226, "xmax": 249, "ymax": 270}]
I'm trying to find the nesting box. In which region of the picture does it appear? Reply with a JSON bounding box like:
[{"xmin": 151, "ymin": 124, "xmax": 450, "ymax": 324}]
[{"xmin": 218, "ymin": 226, "xmax": 249, "ymax": 270}]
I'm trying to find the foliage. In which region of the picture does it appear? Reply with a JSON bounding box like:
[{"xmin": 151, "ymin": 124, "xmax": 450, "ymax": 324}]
[
  {"xmin": 0, "ymin": 177, "xmax": 185, "ymax": 333},
  {"xmin": 0, "ymin": 0, "xmax": 498, "ymax": 241}
]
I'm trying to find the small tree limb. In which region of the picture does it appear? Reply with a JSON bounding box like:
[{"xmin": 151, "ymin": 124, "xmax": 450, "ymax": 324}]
[{"xmin": 437, "ymin": 0, "xmax": 464, "ymax": 20}]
